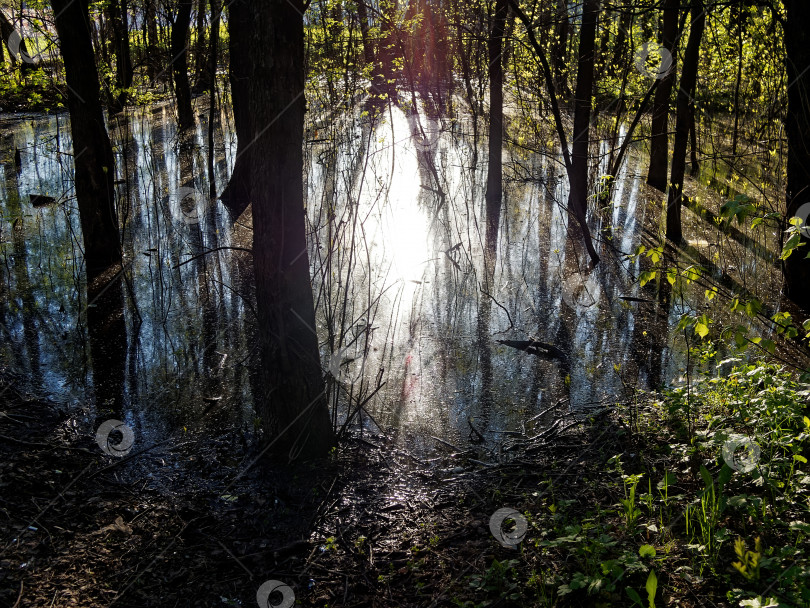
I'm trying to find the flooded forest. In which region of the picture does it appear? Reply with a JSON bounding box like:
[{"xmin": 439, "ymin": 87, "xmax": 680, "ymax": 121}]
[{"xmin": 1, "ymin": 0, "xmax": 810, "ymax": 606}]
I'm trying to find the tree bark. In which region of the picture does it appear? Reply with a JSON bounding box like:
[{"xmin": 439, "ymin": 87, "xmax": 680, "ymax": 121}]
[
  {"xmin": 783, "ymin": 0, "xmax": 810, "ymax": 309},
  {"xmin": 145, "ymin": 0, "xmax": 159, "ymax": 82},
  {"xmin": 51, "ymin": 0, "xmax": 121, "ymax": 280},
  {"xmin": 665, "ymin": 1, "xmax": 705, "ymax": 242},
  {"xmin": 171, "ymin": 0, "xmax": 195, "ymax": 130},
  {"xmin": 247, "ymin": 0, "xmax": 335, "ymax": 458},
  {"xmin": 566, "ymin": 0, "xmax": 600, "ymax": 265},
  {"xmin": 484, "ymin": 0, "xmax": 507, "ymax": 280},
  {"xmin": 219, "ymin": 0, "xmax": 251, "ymax": 212},
  {"xmin": 647, "ymin": 0, "xmax": 678, "ymax": 192}
]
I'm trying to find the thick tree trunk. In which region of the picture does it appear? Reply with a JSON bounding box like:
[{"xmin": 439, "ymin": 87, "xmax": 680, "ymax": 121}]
[
  {"xmin": 647, "ymin": 0, "xmax": 678, "ymax": 191},
  {"xmin": 219, "ymin": 0, "xmax": 251, "ymax": 212},
  {"xmin": 171, "ymin": 0, "xmax": 194, "ymax": 130},
  {"xmin": 665, "ymin": 1, "xmax": 705, "ymax": 242},
  {"xmin": 51, "ymin": 0, "xmax": 121, "ymax": 280},
  {"xmin": 566, "ymin": 0, "xmax": 600, "ymax": 265},
  {"xmin": 247, "ymin": 0, "xmax": 335, "ymax": 458},
  {"xmin": 783, "ymin": 0, "xmax": 810, "ymax": 309},
  {"xmin": 484, "ymin": 0, "xmax": 506, "ymax": 279}
]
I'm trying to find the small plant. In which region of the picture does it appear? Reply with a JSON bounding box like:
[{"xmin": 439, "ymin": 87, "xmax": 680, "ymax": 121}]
[
  {"xmin": 627, "ymin": 569, "xmax": 658, "ymax": 608},
  {"xmin": 620, "ymin": 473, "xmax": 644, "ymax": 530},
  {"xmin": 732, "ymin": 536, "xmax": 762, "ymax": 581}
]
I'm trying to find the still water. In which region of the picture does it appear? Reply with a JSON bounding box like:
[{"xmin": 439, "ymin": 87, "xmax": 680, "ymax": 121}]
[{"xmin": 0, "ymin": 96, "xmax": 790, "ymax": 451}]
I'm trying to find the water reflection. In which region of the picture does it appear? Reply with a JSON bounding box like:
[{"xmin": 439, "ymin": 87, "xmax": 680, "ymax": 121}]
[{"xmin": 0, "ymin": 99, "xmax": 791, "ymax": 452}]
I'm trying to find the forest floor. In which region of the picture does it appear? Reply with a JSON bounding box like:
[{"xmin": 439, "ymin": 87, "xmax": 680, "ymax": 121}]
[{"xmin": 1, "ymin": 360, "xmax": 808, "ymax": 608}]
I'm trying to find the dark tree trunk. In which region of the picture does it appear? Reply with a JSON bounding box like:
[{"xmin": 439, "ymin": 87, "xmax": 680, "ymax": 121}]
[
  {"xmin": 246, "ymin": 0, "xmax": 335, "ymax": 458},
  {"xmin": 484, "ymin": 0, "xmax": 506, "ymax": 279},
  {"xmin": 356, "ymin": 0, "xmax": 374, "ymax": 65},
  {"xmin": 566, "ymin": 0, "xmax": 600, "ymax": 265},
  {"xmin": 51, "ymin": 0, "xmax": 121, "ymax": 280},
  {"xmin": 219, "ymin": 0, "xmax": 251, "ymax": 212},
  {"xmin": 145, "ymin": 0, "xmax": 158, "ymax": 82},
  {"xmin": 194, "ymin": 0, "xmax": 210, "ymax": 90},
  {"xmin": 647, "ymin": 0, "xmax": 678, "ymax": 191},
  {"xmin": 107, "ymin": 0, "xmax": 133, "ymax": 108},
  {"xmin": 171, "ymin": 0, "xmax": 194, "ymax": 130},
  {"xmin": 665, "ymin": 1, "xmax": 705, "ymax": 242},
  {"xmin": 783, "ymin": 0, "xmax": 810, "ymax": 309},
  {"xmin": 689, "ymin": 102, "xmax": 699, "ymax": 176},
  {"xmin": 552, "ymin": 0, "xmax": 569, "ymax": 98}
]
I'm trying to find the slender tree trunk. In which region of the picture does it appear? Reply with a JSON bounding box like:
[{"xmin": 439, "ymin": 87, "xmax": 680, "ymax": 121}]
[
  {"xmin": 783, "ymin": 0, "xmax": 810, "ymax": 309},
  {"xmin": 247, "ymin": 0, "xmax": 335, "ymax": 458},
  {"xmin": 145, "ymin": 0, "xmax": 158, "ymax": 82},
  {"xmin": 484, "ymin": 0, "xmax": 506, "ymax": 280},
  {"xmin": 552, "ymin": 0, "xmax": 568, "ymax": 98},
  {"xmin": 219, "ymin": 0, "xmax": 251, "ymax": 211},
  {"xmin": 171, "ymin": 0, "xmax": 194, "ymax": 130},
  {"xmin": 357, "ymin": 0, "xmax": 374, "ymax": 65},
  {"xmin": 647, "ymin": 0, "xmax": 678, "ymax": 191},
  {"xmin": 107, "ymin": 0, "xmax": 133, "ymax": 108},
  {"xmin": 194, "ymin": 0, "xmax": 209, "ymax": 90},
  {"xmin": 689, "ymin": 103, "xmax": 699, "ymax": 176},
  {"xmin": 566, "ymin": 0, "xmax": 600, "ymax": 265},
  {"xmin": 731, "ymin": 6, "xmax": 743, "ymax": 157},
  {"xmin": 665, "ymin": 1, "xmax": 705, "ymax": 242},
  {"xmin": 51, "ymin": 0, "xmax": 121, "ymax": 279}
]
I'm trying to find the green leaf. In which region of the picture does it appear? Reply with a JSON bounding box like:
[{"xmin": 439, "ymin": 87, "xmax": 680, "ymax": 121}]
[
  {"xmin": 639, "ymin": 271, "xmax": 656, "ymax": 287},
  {"xmin": 795, "ymin": 455, "xmax": 808, "ymax": 464},
  {"xmin": 745, "ymin": 299, "xmax": 763, "ymax": 318},
  {"xmin": 645, "ymin": 569, "xmax": 658, "ymax": 608},
  {"xmin": 626, "ymin": 587, "xmax": 644, "ymax": 607},
  {"xmin": 699, "ymin": 465, "xmax": 713, "ymax": 490},
  {"xmin": 639, "ymin": 544, "xmax": 656, "ymax": 558}
]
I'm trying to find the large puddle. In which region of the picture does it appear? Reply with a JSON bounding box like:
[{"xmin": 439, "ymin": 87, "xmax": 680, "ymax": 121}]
[{"xmin": 0, "ymin": 97, "xmax": 794, "ymax": 451}]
